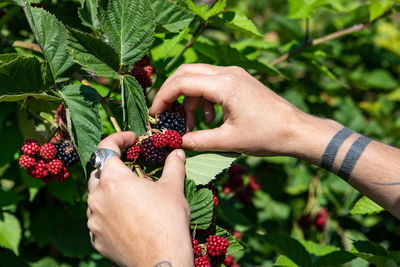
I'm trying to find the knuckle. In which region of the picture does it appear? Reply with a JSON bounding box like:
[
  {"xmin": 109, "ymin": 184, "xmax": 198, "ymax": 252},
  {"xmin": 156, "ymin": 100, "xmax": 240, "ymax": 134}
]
[
  {"xmin": 87, "ymin": 218, "xmax": 99, "ymax": 233},
  {"xmin": 222, "ymin": 73, "xmax": 238, "ymax": 85},
  {"xmin": 177, "ymin": 64, "xmax": 190, "ymax": 73},
  {"xmin": 172, "ymin": 75, "xmax": 187, "ymax": 88}
]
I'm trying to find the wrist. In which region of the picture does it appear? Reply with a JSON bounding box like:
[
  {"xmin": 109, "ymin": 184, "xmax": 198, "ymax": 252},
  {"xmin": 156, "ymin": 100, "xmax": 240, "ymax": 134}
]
[{"xmin": 286, "ymin": 112, "xmax": 344, "ymax": 165}]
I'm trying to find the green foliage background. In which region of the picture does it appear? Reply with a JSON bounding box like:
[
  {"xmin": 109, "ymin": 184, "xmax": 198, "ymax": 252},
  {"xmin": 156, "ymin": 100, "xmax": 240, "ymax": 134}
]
[{"xmin": 1, "ymin": 0, "xmax": 400, "ymax": 266}]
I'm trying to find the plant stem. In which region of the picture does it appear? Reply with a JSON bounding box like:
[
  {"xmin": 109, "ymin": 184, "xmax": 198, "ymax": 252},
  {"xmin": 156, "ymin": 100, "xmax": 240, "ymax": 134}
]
[
  {"xmin": 270, "ymin": 10, "xmax": 392, "ymax": 67},
  {"xmin": 165, "ymin": 22, "xmax": 207, "ymax": 73},
  {"xmin": 72, "ymin": 73, "xmax": 122, "ymax": 133}
]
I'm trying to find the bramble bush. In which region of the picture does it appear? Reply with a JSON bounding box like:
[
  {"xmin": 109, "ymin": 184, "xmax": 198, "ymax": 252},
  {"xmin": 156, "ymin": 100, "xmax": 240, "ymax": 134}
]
[{"xmin": 0, "ymin": 0, "xmax": 400, "ymax": 266}]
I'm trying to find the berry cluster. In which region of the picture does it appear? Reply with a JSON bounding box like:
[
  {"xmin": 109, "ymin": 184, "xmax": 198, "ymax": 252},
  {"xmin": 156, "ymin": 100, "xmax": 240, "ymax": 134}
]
[
  {"xmin": 127, "ymin": 55, "xmax": 153, "ymax": 93},
  {"xmin": 223, "ymin": 164, "xmax": 261, "ymax": 204},
  {"xmin": 192, "ymin": 235, "xmax": 236, "ymax": 267},
  {"xmin": 298, "ymin": 209, "xmax": 328, "ymax": 233},
  {"xmin": 124, "ymin": 129, "xmax": 183, "ymax": 165},
  {"xmin": 125, "ymin": 102, "xmax": 186, "ymax": 165},
  {"xmin": 19, "ymin": 139, "xmax": 78, "ymax": 184}
]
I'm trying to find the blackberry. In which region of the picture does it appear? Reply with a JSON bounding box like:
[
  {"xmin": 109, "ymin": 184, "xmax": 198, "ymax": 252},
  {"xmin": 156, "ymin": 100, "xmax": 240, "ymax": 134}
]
[
  {"xmin": 55, "ymin": 141, "xmax": 79, "ymax": 166},
  {"xmin": 164, "ymin": 130, "xmax": 183, "ymax": 149},
  {"xmin": 135, "ymin": 55, "xmax": 151, "ymax": 67},
  {"xmin": 139, "ymin": 137, "xmax": 170, "ymax": 165},
  {"xmin": 129, "ymin": 67, "xmax": 152, "ymax": 89},
  {"xmin": 155, "ymin": 111, "xmax": 186, "ymax": 136},
  {"xmin": 151, "ymin": 132, "xmax": 168, "ymax": 148},
  {"xmin": 47, "ymin": 159, "xmax": 64, "ymax": 175}
]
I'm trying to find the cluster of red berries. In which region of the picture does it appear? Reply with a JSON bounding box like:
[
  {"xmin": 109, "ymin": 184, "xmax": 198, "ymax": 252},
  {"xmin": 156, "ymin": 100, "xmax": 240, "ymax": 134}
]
[
  {"xmin": 125, "ymin": 129, "xmax": 183, "ymax": 165},
  {"xmin": 192, "ymin": 235, "xmax": 236, "ymax": 267},
  {"xmin": 19, "ymin": 139, "xmax": 72, "ymax": 184},
  {"xmin": 223, "ymin": 164, "xmax": 261, "ymax": 204},
  {"xmin": 298, "ymin": 208, "xmax": 328, "ymax": 232},
  {"xmin": 127, "ymin": 55, "xmax": 153, "ymax": 92}
]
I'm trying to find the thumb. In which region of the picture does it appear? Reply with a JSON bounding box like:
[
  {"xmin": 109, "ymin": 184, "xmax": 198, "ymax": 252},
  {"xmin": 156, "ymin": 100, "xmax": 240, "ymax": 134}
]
[
  {"xmin": 182, "ymin": 126, "xmax": 231, "ymax": 152},
  {"xmin": 159, "ymin": 149, "xmax": 186, "ymax": 191}
]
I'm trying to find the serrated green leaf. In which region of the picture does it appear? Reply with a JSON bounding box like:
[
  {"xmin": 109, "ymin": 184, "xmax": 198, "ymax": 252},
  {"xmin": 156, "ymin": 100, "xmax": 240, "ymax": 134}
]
[
  {"xmin": 215, "ymin": 226, "xmax": 244, "ymax": 254},
  {"xmin": 25, "ymin": 7, "xmax": 76, "ymax": 82},
  {"xmin": 185, "ymin": 153, "xmax": 237, "ymax": 185},
  {"xmin": 98, "ymin": 0, "xmax": 155, "ymax": 66},
  {"xmin": 59, "ymin": 85, "xmax": 102, "ymax": 176},
  {"xmin": 350, "ymin": 196, "xmax": 384, "ymax": 215},
  {"xmin": 265, "ymin": 234, "xmax": 312, "ymax": 267},
  {"xmin": 67, "ymin": 28, "xmax": 119, "ymax": 78},
  {"xmin": 78, "ymin": 0, "xmax": 101, "ymax": 30},
  {"xmin": 152, "ymin": 28, "xmax": 190, "ymax": 59},
  {"xmin": 187, "ymin": 0, "xmax": 226, "ymax": 21},
  {"xmin": 121, "ymin": 74, "xmax": 147, "ymax": 136},
  {"xmin": 211, "ymin": 11, "xmax": 262, "ymax": 37},
  {"xmin": 205, "ymin": 0, "xmax": 226, "ymax": 20},
  {"xmin": 275, "ymin": 255, "xmax": 299, "ymax": 267},
  {"xmin": 0, "ymin": 53, "xmax": 20, "ymax": 66},
  {"xmin": 186, "ymin": 0, "xmax": 209, "ymax": 20},
  {"xmin": 185, "ymin": 179, "xmax": 214, "ymax": 230},
  {"xmin": 0, "ymin": 93, "xmax": 60, "ymax": 103},
  {"xmin": 0, "ymin": 56, "xmax": 44, "ymax": 95},
  {"xmin": 0, "ymin": 213, "xmax": 21, "ymax": 255},
  {"xmin": 152, "ymin": 0, "xmax": 195, "ymax": 33}
]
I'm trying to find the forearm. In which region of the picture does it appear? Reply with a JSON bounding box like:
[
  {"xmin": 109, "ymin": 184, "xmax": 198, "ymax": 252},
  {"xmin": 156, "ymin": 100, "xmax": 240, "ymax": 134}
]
[{"xmin": 290, "ymin": 114, "xmax": 400, "ymax": 218}]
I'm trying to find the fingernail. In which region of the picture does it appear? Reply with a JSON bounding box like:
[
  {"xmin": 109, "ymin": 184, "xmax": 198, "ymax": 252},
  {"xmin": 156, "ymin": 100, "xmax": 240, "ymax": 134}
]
[{"xmin": 176, "ymin": 149, "xmax": 186, "ymax": 161}]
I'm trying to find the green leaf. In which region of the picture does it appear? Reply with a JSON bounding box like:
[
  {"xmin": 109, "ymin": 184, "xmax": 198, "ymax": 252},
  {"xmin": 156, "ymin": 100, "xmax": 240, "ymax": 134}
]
[
  {"xmin": 205, "ymin": 0, "xmax": 226, "ymax": 20},
  {"xmin": 98, "ymin": 0, "xmax": 155, "ymax": 66},
  {"xmin": 369, "ymin": 0, "xmax": 392, "ymax": 21},
  {"xmin": 185, "ymin": 152, "xmax": 237, "ymax": 185},
  {"xmin": 0, "ymin": 56, "xmax": 44, "ymax": 95},
  {"xmin": 25, "ymin": 7, "xmax": 76, "ymax": 82},
  {"xmin": 0, "ymin": 213, "xmax": 22, "ymax": 255},
  {"xmin": 350, "ymin": 196, "xmax": 384, "ymax": 215},
  {"xmin": 67, "ymin": 28, "xmax": 119, "ymax": 78},
  {"xmin": 353, "ymin": 240, "xmax": 388, "ymax": 256},
  {"xmin": 0, "ymin": 53, "xmax": 20, "ymax": 66},
  {"xmin": 314, "ymin": 251, "xmax": 357, "ymax": 266},
  {"xmin": 185, "ymin": 179, "xmax": 214, "ymax": 230},
  {"xmin": 211, "ymin": 11, "xmax": 262, "ymax": 37},
  {"xmin": 0, "ymin": 93, "xmax": 60, "ymax": 103},
  {"xmin": 0, "ymin": 190, "xmax": 24, "ymax": 207},
  {"xmin": 264, "ymin": 234, "xmax": 312, "ymax": 267},
  {"xmin": 275, "ymin": 255, "xmax": 298, "ymax": 267},
  {"xmin": 152, "ymin": 0, "xmax": 195, "ymax": 33},
  {"xmin": 48, "ymin": 178, "xmax": 80, "ymax": 205},
  {"xmin": 152, "ymin": 28, "xmax": 190, "ymax": 59},
  {"xmin": 78, "ymin": 0, "xmax": 101, "ymax": 30},
  {"xmin": 186, "ymin": 0, "xmax": 209, "ymax": 20},
  {"xmin": 121, "ymin": 74, "xmax": 148, "ymax": 136},
  {"xmin": 364, "ymin": 69, "xmax": 397, "ymax": 90},
  {"xmin": 59, "ymin": 85, "xmax": 102, "ymax": 175},
  {"xmin": 288, "ymin": 0, "xmax": 326, "ymax": 19},
  {"xmin": 215, "ymin": 226, "xmax": 244, "ymax": 254},
  {"xmin": 31, "ymin": 206, "xmax": 65, "ymax": 248}
]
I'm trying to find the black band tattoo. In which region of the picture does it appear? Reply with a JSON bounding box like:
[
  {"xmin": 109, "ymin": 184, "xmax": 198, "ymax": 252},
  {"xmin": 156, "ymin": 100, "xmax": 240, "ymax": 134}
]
[
  {"xmin": 337, "ymin": 136, "xmax": 372, "ymax": 181},
  {"xmin": 321, "ymin": 127, "xmax": 353, "ymax": 171},
  {"xmin": 154, "ymin": 261, "xmax": 172, "ymax": 267}
]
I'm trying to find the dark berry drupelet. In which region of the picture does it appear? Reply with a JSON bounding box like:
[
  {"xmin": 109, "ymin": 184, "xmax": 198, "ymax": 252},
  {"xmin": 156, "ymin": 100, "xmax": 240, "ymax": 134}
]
[
  {"xmin": 140, "ymin": 137, "xmax": 170, "ymax": 165},
  {"xmin": 55, "ymin": 141, "xmax": 79, "ymax": 167},
  {"xmin": 155, "ymin": 111, "xmax": 186, "ymax": 136}
]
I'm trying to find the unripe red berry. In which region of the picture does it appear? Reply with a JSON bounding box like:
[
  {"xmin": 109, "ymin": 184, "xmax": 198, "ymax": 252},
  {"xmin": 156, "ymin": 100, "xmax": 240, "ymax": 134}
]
[
  {"xmin": 205, "ymin": 235, "xmax": 230, "ymax": 257},
  {"xmin": 40, "ymin": 143, "xmax": 57, "ymax": 160},
  {"xmin": 213, "ymin": 194, "xmax": 219, "ymax": 207},
  {"xmin": 47, "ymin": 159, "xmax": 64, "ymax": 175},
  {"xmin": 164, "ymin": 130, "xmax": 183, "ymax": 149},
  {"xmin": 151, "ymin": 132, "xmax": 168, "ymax": 148},
  {"xmin": 314, "ymin": 209, "xmax": 328, "ymax": 232},
  {"xmin": 135, "ymin": 55, "xmax": 151, "ymax": 67},
  {"xmin": 21, "ymin": 139, "xmax": 40, "ymax": 156},
  {"xmin": 19, "ymin": 155, "xmax": 36, "ymax": 169},
  {"xmin": 192, "ymin": 239, "xmax": 202, "ymax": 256},
  {"xmin": 55, "ymin": 166, "xmax": 69, "ymax": 182},
  {"xmin": 126, "ymin": 145, "xmax": 141, "ymax": 161},
  {"xmin": 248, "ymin": 175, "xmax": 261, "ymax": 191},
  {"xmin": 28, "ymin": 159, "xmax": 48, "ymax": 179},
  {"xmin": 194, "ymin": 255, "xmax": 211, "ymax": 267}
]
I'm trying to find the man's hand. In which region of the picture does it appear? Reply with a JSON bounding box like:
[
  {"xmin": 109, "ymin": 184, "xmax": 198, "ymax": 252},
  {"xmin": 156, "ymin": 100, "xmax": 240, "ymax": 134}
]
[
  {"xmin": 150, "ymin": 64, "xmax": 314, "ymax": 157},
  {"xmin": 87, "ymin": 132, "xmax": 193, "ymax": 266}
]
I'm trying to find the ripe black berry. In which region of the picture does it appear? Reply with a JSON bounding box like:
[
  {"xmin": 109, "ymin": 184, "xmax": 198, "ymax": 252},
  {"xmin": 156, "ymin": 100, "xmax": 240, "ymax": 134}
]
[
  {"xmin": 140, "ymin": 137, "xmax": 170, "ymax": 165},
  {"xmin": 155, "ymin": 111, "xmax": 186, "ymax": 136},
  {"xmin": 55, "ymin": 141, "xmax": 79, "ymax": 167}
]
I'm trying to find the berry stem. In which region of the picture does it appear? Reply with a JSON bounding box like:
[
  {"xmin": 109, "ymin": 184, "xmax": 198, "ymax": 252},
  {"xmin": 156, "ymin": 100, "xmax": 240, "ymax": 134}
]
[
  {"xmin": 72, "ymin": 73, "xmax": 122, "ymax": 132},
  {"xmin": 146, "ymin": 115, "xmax": 157, "ymax": 125},
  {"xmin": 146, "ymin": 167, "xmax": 163, "ymax": 177},
  {"xmin": 133, "ymin": 164, "xmax": 146, "ymax": 178}
]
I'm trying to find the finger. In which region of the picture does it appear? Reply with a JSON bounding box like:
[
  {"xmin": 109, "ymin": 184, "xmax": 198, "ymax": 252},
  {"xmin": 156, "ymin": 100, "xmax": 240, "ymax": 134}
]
[
  {"xmin": 183, "ymin": 96, "xmax": 201, "ymax": 131},
  {"xmin": 160, "ymin": 64, "xmax": 228, "ymax": 92},
  {"xmin": 88, "ymin": 170, "xmax": 100, "ymax": 193},
  {"xmin": 158, "ymin": 149, "xmax": 186, "ymax": 191},
  {"xmin": 86, "ymin": 207, "xmax": 91, "ymax": 218},
  {"xmin": 182, "ymin": 125, "xmax": 233, "ymax": 152},
  {"xmin": 150, "ymin": 74, "xmax": 229, "ymax": 115},
  {"xmin": 97, "ymin": 131, "xmax": 137, "ymax": 156},
  {"xmin": 202, "ymin": 100, "xmax": 215, "ymax": 123}
]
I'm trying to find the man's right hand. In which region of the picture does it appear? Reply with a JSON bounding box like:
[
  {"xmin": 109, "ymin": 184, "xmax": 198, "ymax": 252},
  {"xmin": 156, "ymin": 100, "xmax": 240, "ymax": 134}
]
[{"xmin": 150, "ymin": 64, "xmax": 316, "ymax": 157}]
